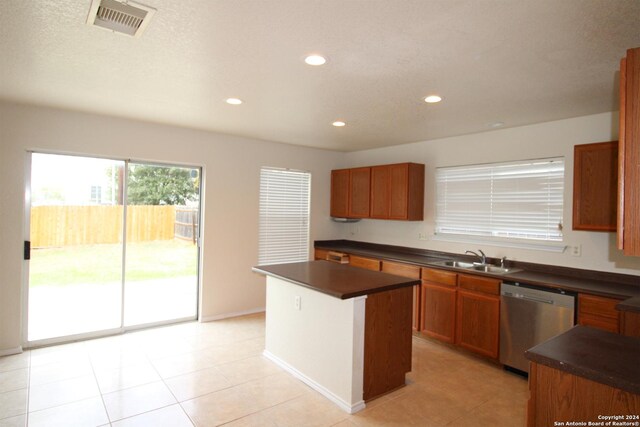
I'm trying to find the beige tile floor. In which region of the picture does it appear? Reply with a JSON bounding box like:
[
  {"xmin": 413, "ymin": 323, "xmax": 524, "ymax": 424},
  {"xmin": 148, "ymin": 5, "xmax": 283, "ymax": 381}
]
[{"xmin": 0, "ymin": 313, "xmax": 528, "ymax": 426}]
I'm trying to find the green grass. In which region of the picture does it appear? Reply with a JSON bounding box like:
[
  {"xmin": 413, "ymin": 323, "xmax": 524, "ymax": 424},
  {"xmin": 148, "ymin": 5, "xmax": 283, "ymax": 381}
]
[{"xmin": 30, "ymin": 240, "xmax": 198, "ymax": 286}]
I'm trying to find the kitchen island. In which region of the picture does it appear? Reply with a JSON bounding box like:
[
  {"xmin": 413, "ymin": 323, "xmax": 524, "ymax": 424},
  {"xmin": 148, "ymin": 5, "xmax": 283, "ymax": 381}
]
[
  {"xmin": 525, "ymin": 326, "xmax": 640, "ymax": 427},
  {"xmin": 252, "ymin": 260, "xmax": 420, "ymax": 413}
]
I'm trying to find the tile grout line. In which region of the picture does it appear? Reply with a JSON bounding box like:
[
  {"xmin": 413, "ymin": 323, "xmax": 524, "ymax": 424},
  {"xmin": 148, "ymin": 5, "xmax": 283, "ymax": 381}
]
[
  {"xmin": 89, "ymin": 344, "xmax": 117, "ymax": 426},
  {"xmin": 146, "ymin": 349, "xmax": 196, "ymax": 427}
]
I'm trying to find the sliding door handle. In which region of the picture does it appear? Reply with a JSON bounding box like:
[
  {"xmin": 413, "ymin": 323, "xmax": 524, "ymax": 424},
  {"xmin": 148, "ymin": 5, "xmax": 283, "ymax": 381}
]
[{"xmin": 24, "ymin": 241, "xmax": 30, "ymax": 260}]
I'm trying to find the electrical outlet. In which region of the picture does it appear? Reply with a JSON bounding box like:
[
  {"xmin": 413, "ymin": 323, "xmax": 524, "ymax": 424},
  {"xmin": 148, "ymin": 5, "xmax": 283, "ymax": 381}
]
[
  {"xmin": 571, "ymin": 245, "xmax": 581, "ymax": 257},
  {"xmin": 418, "ymin": 232, "xmax": 428, "ymax": 241},
  {"xmin": 294, "ymin": 296, "xmax": 301, "ymax": 311}
]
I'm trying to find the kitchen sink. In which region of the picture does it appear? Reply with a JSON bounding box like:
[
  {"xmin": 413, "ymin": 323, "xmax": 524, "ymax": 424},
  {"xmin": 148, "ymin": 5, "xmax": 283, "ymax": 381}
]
[
  {"xmin": 430, "ymin": 260, "xmax": 521, "ymax": 275},
  {"xmin": 471, "ymin": 265, "xmax": 522, "ymax": 274},
  {"xmin": 434, "ymin": 260, "xmax": 476, "ymax": 268}
]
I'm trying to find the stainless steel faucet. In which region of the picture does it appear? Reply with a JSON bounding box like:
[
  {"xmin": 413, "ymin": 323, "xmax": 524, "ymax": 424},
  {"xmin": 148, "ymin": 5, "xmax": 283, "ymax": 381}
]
[{"xmin": 465, "ymin": 249, "xmax": 486, "ymax": 265}]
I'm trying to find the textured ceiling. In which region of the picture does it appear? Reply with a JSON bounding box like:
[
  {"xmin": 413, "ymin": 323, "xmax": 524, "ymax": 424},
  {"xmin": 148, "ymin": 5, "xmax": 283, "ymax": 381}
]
[{"xmin": 1, "ymin": 0, "xmax": 639, "ymax": 151}]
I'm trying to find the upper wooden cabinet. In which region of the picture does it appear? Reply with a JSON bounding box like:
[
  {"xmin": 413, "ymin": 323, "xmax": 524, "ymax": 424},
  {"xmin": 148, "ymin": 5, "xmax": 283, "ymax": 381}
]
[
  {"xmin": 330, "ymin": 167, "xmax": 371, "ymax": 218},
  {"xmin": 330, "ymin": 169, "xmax": 350, "ymax": 218},
  {"xmin": 349, "ymin": 167, "xmax": 371, "ymax": 218},
  {"xmin": 618, "ymin": 47, "xmax": 640, "ymax": 256},
  {"xmin": 573, "ymin": 141, "xmax": 618, "ymax": 231},
  {"xmin": 331, "ymin": 162, "xmax": 424, "ymax": 220},
  {"xmin": 370, "ymin": 163, "xmax": 425, "ymax": 221}
]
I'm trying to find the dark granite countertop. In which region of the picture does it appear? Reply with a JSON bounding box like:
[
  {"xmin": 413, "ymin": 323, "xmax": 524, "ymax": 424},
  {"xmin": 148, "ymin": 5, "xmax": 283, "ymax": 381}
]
[
  {"xmin": 315, "ymin": 240, "xmax": 640, "ymax": 301},
  {"xmin": 253, "ymin": 260, "xmax": 420, "ymax": 300},
  {"xmin": 525, "ymin": 326, "xmax": 640, "ymax": 395}
]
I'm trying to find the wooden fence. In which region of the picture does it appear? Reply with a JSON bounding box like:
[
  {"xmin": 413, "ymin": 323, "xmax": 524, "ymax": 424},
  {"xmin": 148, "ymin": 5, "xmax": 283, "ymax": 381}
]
[{"xmin": 31, "ymin": 205, "xmax": 176, "ymax": 248}]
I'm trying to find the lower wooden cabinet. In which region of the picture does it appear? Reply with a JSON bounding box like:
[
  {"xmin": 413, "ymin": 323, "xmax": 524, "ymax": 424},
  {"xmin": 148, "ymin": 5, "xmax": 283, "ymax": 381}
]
[
  {"xmin": 349, "ymin": 255, "xmax": 381, "ymax": 271},
  {"xmin": 421, "ymin": 282, "xmax": 456, "ymax": 343},
  {"xmin": 456, "ymin": 279, "xmax": 500, "ymax": 360},
  {"xmin": 381, "ymin": 261, "xmax": 422, "ymax": 331},
  {"xmin": 314, "ymin": 248, "xmax": 329, "ymax": 260},
  {"xmin": 577, "ymin": 293, "xmax": 621, "ymax": 333},
  {"xmin": 621, "ymin": 311, "xmax": 640, "ymax": 337}
]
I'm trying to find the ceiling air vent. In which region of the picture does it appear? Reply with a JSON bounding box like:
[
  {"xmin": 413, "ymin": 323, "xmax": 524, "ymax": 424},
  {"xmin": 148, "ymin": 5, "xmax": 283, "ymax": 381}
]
[{"xmin": 86, "ymin": 0, "xmax": 156, "ymax": 38}]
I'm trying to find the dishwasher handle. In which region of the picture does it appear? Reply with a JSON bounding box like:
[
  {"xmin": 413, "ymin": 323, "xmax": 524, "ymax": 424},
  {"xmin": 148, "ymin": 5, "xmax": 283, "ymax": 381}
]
[{"xmin": 502, "ymin": 291, "xmax": 554, "ymax": 305}]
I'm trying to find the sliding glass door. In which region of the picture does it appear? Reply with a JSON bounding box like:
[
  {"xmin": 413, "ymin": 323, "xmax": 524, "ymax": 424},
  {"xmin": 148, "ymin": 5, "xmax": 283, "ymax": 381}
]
[
  {"xmin": 27, "ymin": 153, "xmax": 201, "ymax": 344},
  {"xmin": 28, "ymin": 153, "xmax": 125, "ymax": 341},
  {"xmin": 124, "ymin": 162, "xmax": 200, "ymax": 327}
]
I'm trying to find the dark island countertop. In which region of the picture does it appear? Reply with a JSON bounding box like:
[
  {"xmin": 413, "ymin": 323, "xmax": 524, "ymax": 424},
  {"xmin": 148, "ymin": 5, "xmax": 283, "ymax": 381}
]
[
  {"xmin": 253, "ymin": 260, "xmax": 420, "ymax": 300},
  {"xmin": 315, "ymin": 240, "xmax": 640, "ymax": 301},
  {"xmin": 525, "ymin": 325, "xmax": 640, "ymax": 395}
]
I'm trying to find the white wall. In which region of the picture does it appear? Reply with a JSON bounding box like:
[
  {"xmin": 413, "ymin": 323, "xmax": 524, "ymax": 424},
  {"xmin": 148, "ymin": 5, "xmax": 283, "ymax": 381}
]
[
  {"xmin": 0, "ymin": 101, "xmax": 344, "ymax": 353},
  {"xmin": 341, "ymin": 112, "xmax": 640, "ymax": 276}
]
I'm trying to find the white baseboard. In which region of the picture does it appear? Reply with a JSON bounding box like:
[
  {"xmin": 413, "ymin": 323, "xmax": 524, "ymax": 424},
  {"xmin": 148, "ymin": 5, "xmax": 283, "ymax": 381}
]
[
  {"xmin": 263, "ymin": 350, "xmax": 366, "ymax": 414},
  {"xmin": 0, "ymin": 347, "xmax": 23, "ymax": 357},
  {"xmin": 200, "ymin": 307, "xmax": 265, "ymax": 322}
]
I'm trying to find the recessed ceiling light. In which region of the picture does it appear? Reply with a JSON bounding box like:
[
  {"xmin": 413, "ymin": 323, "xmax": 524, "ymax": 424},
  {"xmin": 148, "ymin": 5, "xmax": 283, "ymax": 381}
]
[
  {"xmin": 332, "ymin": 121, "xmax": 346, "ymax": 127},
  {"xmin": 304, "ymin": 55, "xmax": 327, "ymax": 66},
  {"xmin": 424, "ymin": 95, "xmax": 442, "ymax": 103},
  {"xmin": 226, "ymin": 98, "xmax": 242, "ymax": 105},
  {"xmin": 488, "ymin": 121, "xmax": 505, "ymax": 128}
]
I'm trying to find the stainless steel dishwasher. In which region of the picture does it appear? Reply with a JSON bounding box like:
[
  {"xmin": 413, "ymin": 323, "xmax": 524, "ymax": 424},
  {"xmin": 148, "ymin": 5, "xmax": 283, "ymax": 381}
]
[{"xmin": 499, "ymin": 281, "xmax": 576, "ymax": 374}]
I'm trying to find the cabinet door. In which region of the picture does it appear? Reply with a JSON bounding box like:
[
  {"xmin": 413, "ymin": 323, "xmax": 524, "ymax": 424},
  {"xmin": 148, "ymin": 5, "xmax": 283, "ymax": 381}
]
[
  {"xmin": 381, "ymin": 261, "xmax": 421, "ymax": 331},
  {"xmin": 349, "ymin": 167, "xmax": 371, "ymax": 218},
  {"xmin": 573, "ymin": 141, "xmax": 618, "ymax": 231},
  {"xmin": 370, "ymin": 165, "xmax": 390, "ymax": 219},
  {"xmin": 389, "ymin": 163, "xmax": 409, "ymax": 219},
  {"xmin": 456, "ymin": 289, "xmax": 500, "ymax": 359},
  {"xmin": 421, "ymin": 282, "xmax": 456, "ymax": 343},
  {"xmin": 619, "ymin": 47, "xmax": 640, "ymax": 256},
  {"xmin": 330, "ymin": 169, "xmax": 350, "ymax": 217}
]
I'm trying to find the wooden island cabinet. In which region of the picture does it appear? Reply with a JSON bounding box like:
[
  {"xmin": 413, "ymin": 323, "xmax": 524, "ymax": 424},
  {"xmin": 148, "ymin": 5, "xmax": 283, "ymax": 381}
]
[{"xmin": 526, "ymin": 326, "xmax": 640, "ymax": 427}]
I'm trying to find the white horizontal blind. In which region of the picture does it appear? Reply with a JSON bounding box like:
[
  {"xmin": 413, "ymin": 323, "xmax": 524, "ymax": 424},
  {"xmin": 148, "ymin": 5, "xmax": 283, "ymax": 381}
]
[
  {"xmin": 436, "ymin": 158, "xmax": 564, "ymax": 241},
  {"xmin": 259, "ymin": 167, "xmax": 311, "ymax": 265}
]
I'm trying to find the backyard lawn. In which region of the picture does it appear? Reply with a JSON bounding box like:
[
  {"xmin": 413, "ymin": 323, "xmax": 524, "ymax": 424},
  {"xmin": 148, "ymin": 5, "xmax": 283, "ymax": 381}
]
[{"xmin": 29, "ymin": 239, "xmax": 198, "ymax": 286}]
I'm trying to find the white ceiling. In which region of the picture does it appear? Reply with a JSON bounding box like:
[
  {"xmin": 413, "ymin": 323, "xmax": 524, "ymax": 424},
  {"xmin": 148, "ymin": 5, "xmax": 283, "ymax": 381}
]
[{"xmin": 1, "ymin": 1, "xmax": 639, "ymax": 152}]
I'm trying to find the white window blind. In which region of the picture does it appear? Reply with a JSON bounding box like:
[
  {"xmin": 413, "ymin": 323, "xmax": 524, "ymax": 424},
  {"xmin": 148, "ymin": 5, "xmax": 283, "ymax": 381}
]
[
  {"xmin": 436, "ymin": 158, "xmax": 564, "ymax": 241},
  {"xmin": 259, "ymin": 167, "xmax": 311, "ymax": 265}
]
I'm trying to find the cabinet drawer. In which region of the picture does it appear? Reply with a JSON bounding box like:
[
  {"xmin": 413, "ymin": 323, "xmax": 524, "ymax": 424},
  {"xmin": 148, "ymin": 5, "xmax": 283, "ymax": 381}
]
[
  {"xmin": 458, "ymin": 274, "xmax": 500, "ymax": 295},
  {"xmin": 381, "ymin": 261, "xmax": 421, "ymax": 279},
  {"xmin": 350, "ymin": 255, "xmax": 381, "ymax": 271},
  {"xmin": 578, "ymin": 313, "xmax": 620, "ymax": 333},
  {"xmin": 314, "ymin": 248, "xmax": 329, "ymax": 261},
  {"xmin": 421, "ymin": 267, "xmax": 457, "ymax": 287},
  {"xmin": 578, "ymin": 294, "xmax": 621, "ymax": 319}
]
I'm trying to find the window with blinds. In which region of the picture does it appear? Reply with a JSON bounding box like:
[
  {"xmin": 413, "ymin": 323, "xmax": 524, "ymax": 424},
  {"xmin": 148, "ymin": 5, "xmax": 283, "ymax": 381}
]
[
  {"xmin": 436, "ymin": 158, "xmax": 565, "ymax": 241},
  {"xmin": 259, "ymin": 167, "xmax": 311, "ymax": 265}
]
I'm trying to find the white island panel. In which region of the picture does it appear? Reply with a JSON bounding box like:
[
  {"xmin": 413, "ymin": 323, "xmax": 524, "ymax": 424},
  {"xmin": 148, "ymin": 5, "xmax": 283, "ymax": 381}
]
[{"xmin": 263, "ymin": 276, "xmax": 366, "ymax": 413}]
